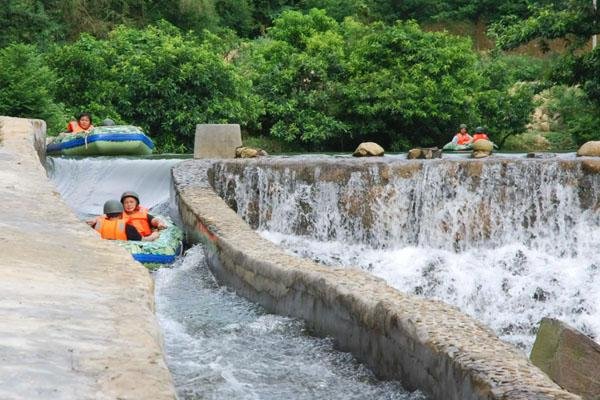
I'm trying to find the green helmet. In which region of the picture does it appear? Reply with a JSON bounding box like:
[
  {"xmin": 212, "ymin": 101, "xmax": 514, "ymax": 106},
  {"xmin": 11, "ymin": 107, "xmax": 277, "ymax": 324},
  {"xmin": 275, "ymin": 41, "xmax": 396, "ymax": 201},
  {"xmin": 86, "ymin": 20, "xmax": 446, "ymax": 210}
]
[
  {"xmin": 459, "ymin": 123, "xmax": 467, "ymax": 129},
  {"xmin": 103, "ymin": 199, "xmax": 123, "ymax": 214},
  {"xmin": 120, "ymin": 191, "xmax": 140, "ymax": 205},
  {"xmin": 475, "ymin": 126, "xmax": 485, "ymax": 133},
  {"xmin": 102, "ymin": 118, "xmax": 115, "ymax": 126}
]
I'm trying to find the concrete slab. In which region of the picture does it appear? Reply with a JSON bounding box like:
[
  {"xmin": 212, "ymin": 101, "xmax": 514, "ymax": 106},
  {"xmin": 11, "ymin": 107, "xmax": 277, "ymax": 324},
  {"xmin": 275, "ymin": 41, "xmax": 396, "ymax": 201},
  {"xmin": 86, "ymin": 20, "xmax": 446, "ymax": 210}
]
[
  {"xmin": 0, "ymin": 117, "xmax": 175, "ymax": 399},
  {"xmin": 193, "ymin": 124, "xmax": 241, "ymax": 159}
]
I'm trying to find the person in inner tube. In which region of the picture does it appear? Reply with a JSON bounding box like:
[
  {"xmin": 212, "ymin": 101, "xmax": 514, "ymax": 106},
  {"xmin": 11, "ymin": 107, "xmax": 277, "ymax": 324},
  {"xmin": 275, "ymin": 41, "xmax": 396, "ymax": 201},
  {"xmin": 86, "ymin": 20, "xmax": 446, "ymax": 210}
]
[
  {"xmin": 66, "ymin": 112, "xmax": 94, "ymax": 134},
  {"xmin": 90, "ymin": 200, "xmax": 143, "ymax": 241},
  {"xmin": 120, "ymin": 191, "xmax": 166, "ymax": 242},
  {"xmin": 452, "ymin": 123, "xmax": 473, "ymax": 146}
]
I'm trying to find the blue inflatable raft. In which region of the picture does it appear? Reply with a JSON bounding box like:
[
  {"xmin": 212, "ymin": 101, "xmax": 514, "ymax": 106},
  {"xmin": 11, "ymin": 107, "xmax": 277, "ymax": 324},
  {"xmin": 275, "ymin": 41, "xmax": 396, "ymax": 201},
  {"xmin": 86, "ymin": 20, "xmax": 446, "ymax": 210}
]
[{"xmin": 47, "ymin": 125, "xmax": 154, "ymax": 156}]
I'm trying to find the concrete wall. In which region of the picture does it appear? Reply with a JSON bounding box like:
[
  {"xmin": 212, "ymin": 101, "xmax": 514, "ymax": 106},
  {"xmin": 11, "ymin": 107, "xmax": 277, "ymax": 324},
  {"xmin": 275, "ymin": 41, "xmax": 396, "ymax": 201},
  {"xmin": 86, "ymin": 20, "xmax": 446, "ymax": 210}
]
[
  {"xmin": 173, "ymin": 159, "xmax": 580, "ymax": 400},
  {"xmin": 0, "ymin": 117, "xmax": 175, "ymax": 400}
]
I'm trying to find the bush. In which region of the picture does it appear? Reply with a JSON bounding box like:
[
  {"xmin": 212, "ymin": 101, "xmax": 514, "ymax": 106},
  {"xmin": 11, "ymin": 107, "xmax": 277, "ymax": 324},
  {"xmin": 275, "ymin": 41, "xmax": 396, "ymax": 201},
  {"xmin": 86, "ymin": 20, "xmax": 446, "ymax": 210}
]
[
  {"xmin": 240, "ymin": 10, "xmax": 483, "ymax": 150},
  {"xmin": 0, "ymin": 44, "xmax": 66, "ymax": 133},
  {"xmin": 545, "ymin": 85, "xmax": 600, "ymax": 145},
  {"xmin": 48, "ymin": 22, "xmax": 263, "ymax": 152}
]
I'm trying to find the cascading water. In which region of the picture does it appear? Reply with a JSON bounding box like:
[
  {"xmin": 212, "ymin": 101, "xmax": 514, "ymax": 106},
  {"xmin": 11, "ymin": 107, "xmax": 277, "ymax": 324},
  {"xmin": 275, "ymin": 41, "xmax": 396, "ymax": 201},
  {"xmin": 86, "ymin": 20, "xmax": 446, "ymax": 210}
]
[
  {"xmin": 155, "ymin": 245, "xmax": 425, "ymax": 400},
  {"xmin": 211, "ymin": 157, "xmax": 600, "ymax": 351},
  {"xmin": 48, "ymin": 156, "xmax": 425, "ymax": 399}
]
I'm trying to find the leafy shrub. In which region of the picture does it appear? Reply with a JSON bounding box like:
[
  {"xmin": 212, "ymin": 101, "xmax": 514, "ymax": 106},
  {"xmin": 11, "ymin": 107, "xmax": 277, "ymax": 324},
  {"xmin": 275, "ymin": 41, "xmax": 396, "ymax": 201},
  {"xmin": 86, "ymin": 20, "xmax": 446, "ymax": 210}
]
[
  {"xmin": 545, "ymin": 85, "xmax": 600, "ymax": 145},
  {"xmin": 48, "ymin": 22, "xmax": 263, "ymax": 152},
  {"xmin": 0, "ymin": 43, "xmax": 66, "ymax": 133}
]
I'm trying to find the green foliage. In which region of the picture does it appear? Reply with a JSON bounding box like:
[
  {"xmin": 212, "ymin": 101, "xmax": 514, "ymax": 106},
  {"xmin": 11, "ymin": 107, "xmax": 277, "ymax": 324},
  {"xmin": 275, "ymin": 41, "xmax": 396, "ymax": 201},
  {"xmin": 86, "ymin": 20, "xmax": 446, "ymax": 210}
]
[
  {"xmin": 474, "ymin": 55, "xmax": 538, "ymax": 146},
  {"xmin": 0, "ymin": 43, "xmax": 66, "ymax": 132},
  {"xmin": 241, "ymin": 10, "xmax": 485, "ymax": 150},
  {"xmin": 48, "ymin": 22, "xmax": 263, "ymax": 152},
  {"xmin": 0, "ymin": 0, "xmax": 58, "ymax": 47},
  {"xmin": 545, "ymin": 85, "xmax": 600, "ymax": 145},
  {"xmin": 489, "ymin": 0, "xmax": 597, "ymax": 50}
]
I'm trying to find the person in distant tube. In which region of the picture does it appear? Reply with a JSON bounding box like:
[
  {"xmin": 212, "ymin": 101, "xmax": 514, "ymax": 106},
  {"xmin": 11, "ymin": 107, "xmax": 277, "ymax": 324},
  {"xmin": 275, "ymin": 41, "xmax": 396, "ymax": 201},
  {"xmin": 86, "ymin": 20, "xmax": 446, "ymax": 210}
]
[
  {"xmin": 452, "ymin": 123, "xmax": 473, "ymax": 145},
  {"xmin": 66, "ymin": 112, "xmax": 94, "ymax": 134},
  {"xmin": 472, "ymin": 126, "xmax": 489, "ymax": 142}
]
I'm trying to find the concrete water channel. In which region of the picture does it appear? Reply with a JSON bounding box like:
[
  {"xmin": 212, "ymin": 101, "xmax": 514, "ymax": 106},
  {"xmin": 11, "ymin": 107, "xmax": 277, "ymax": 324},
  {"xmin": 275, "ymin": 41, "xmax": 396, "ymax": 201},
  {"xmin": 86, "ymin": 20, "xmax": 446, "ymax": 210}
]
[{"xmin": 0, "ymin": 117, "xmax": 584, "ymax": 399}]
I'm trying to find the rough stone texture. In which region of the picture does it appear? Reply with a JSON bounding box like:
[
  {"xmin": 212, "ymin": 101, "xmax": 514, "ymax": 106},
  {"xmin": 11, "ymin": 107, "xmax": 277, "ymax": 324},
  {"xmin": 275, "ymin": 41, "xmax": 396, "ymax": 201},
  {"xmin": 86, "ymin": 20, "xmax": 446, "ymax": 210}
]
[
  {"xmin": 531, "ymin": 318, "xmax": 600, "ymax": 400},
  {"xmin": 194, "ymin": 123, "xmax": 242, "ymax": 159},
  {"xmin": 0, "ymin": 116, "xmax": 175, "ymax": 400},
  {"xmin": 407, "ymin": 147, "xmax": 442, "ymax": 159},
  {"xmin": 577, "ymin": 141, "xmax": 600, "ymax": 157},
  {"xmin": 472, "ymin": 150, "xmax": 491, "ymax": 158},
  {"xmin": 353, "ymin": 142, "xmax": 384, "ymax": 157},
  {"xmin": 172, "ymin": 158, "xmax": 581, "ymax": 400},
  {"xmin": 235, "ymin": 146, "xmax": 268, "ymax": 158}
]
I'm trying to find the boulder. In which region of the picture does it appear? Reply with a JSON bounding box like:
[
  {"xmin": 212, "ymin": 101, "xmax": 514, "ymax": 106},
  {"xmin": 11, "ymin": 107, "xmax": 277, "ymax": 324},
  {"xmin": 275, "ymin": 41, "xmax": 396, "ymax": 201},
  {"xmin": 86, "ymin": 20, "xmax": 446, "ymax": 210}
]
[
  {"xmin": 577, "ymin": 141, "xmax": 600, "ymax": 157},
  {"xmin": 235, "ymin": 146, "xmax": 268, "ymax": 158},
  {"xmin": 353, "ymin": 142, "xmax": 384, "ymax": 157},
  {"xmin": 407, "ymin": 147, "xmax": 442, "ymax": 160},
  {"xmin": 407, "ymin": 148, "xmax": 422, "ymax": 159},
  {"xmin": 472, "ymin": 139, "xmax": 494, "ymax": 152},
  {"xmin": 530, "ymin": 318, "xmax": 600, "ymax": 400}
]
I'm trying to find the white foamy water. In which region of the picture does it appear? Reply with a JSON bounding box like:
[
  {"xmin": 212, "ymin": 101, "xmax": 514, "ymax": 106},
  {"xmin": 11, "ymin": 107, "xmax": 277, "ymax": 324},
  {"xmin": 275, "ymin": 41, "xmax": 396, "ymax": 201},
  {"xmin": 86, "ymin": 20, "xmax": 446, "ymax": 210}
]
[
  {"xmin": 212, "ymin": 158, "xmax": 600, "ymax": 352},
  {"xmin": 155, "ymin": 246, "xmax": 427, "ymax": 400}
]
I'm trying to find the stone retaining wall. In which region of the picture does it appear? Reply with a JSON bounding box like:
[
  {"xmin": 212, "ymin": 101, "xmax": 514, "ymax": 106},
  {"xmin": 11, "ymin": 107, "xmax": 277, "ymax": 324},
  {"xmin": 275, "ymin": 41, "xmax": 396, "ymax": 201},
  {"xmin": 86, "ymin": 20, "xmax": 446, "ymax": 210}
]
[
  {"xmin": 173, "ymin": 159, "xmax": 580, "ymax": 400},
  {"xmin": 0, "ymin": 117, "xmax": 175, "ymax": 400}
]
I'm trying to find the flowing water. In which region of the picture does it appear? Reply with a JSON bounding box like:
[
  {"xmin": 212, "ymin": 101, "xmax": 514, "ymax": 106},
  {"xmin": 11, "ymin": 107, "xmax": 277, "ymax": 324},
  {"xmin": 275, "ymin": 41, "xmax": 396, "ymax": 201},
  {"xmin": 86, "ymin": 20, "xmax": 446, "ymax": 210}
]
[
  {"xmin": 47, "ymin": 157, "xmax": 424, "ymax": 399},
  {"xmin": 211, "ymin": 157, "xmax": 600, "ymax": 352}
]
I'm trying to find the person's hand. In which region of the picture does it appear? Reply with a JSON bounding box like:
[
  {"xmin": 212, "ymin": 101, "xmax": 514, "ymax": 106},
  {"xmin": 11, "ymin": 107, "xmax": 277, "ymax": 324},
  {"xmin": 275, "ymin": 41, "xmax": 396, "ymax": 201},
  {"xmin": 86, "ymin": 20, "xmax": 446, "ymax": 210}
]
[{"xmin": 156, "ymin": 220, "xmax": 167, "ymax": 230}]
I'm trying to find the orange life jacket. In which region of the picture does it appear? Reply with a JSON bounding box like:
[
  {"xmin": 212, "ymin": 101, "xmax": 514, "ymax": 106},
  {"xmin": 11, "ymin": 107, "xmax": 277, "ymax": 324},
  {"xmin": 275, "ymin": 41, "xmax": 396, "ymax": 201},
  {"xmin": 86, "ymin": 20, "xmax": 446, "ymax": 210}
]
[
  {"xmin": 123, "ymin": 206, "xmax": 152, "ymax": 237},
  {"xmin": 455, "ymin": 133, "xmax": 472, "ymax": 145},
  {"xmin": 95, "ymin": 217, "xmax": 127, "ymax": 240},
  {"xmin": 66, "ymin": 121, "xmax": 94, "ymax": 133},
  {"xmin": 472, "ymin": 133, "xmax": 489, "ymax": 142}
]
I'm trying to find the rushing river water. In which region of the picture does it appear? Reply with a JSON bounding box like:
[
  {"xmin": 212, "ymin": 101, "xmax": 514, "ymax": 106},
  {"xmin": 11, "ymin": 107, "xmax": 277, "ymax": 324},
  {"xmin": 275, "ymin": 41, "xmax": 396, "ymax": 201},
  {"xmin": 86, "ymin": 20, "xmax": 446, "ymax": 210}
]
[
  {"xmin": 211, "ymin": 157, "xmax": 600, "ymax": 352},
  {"xmin": 47, "ymin": 157, "xmax": 424, "ymax": 399}
]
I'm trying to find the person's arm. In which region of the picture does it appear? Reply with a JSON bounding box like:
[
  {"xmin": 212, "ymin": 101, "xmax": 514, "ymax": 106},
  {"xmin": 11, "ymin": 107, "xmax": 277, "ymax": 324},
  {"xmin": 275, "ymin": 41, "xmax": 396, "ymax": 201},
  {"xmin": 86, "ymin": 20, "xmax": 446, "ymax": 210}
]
[
  {"xmin": 125, "ymin": 224, "xmax": 142, "ymax": 241},
  {"xmin": 452, "ymin": 134, "xmax": 459, "ymax": 144}
]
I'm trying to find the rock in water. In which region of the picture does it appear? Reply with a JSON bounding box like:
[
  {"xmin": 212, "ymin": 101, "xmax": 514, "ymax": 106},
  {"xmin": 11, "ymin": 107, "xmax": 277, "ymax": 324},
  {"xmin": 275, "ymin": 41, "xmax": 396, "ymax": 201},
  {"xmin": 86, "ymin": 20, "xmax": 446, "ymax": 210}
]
[
  {"xmin": 577, "ymin": 141, "xmax": 600, "ymax": 157},
  {"xmin": 472, "ymin": 139, "xmax": 493, "ymax": 152},
  {"xmin": 530, "ymin": 317, "xmax": 600, "ymax": 399},
  {"xmin": 235, "ymin": 146, "xmax": 268, "ymax": 158},
  {"xmin": 353, "ymin": 142, "xmax": 384, "ymax": 157}
]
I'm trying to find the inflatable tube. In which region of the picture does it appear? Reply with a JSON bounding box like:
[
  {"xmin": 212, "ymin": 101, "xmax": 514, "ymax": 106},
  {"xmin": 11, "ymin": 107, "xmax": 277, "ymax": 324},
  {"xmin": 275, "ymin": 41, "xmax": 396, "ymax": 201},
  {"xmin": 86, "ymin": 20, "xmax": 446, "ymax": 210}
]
[
  {"xmin": 47, "ymin": 125, "xmax": 154, "ymax": 156},
  {"xmin": 442, "ymin": 142, "xmax": 472, "ymax": 151},
  {"xmin": 117, "ymin": 218, "xmax": 184, "ymax": 266}
]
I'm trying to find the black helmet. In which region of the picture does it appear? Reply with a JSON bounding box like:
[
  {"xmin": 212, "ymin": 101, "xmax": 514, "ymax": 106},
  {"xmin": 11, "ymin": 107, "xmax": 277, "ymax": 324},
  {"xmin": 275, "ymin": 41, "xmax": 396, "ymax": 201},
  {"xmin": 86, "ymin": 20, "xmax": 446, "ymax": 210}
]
[
  {"xmin": 102, "ymin": 118, "xmax": 115, "ymax": 126},
  {"xmin": 459, "ymin": 123, "xmax": 467, "ymax": 129},
  {"xmin": 103, "ymin": 199, "xmax": 123, "ymax": 214},
  {"xmin": 120, "ymin": 191, "xmax": 140, "ymax": 205},
  {"xmin": 475, "ymin": 126, "xmax": 485, "ymax": 133}
]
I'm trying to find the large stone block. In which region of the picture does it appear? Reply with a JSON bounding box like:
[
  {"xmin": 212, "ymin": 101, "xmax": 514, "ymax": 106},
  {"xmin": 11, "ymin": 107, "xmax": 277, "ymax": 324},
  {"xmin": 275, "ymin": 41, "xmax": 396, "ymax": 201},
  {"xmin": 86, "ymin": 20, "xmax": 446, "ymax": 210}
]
[
  {"xmin": 531, "ymin": 318, "xmax": 600, "ymax": 399},
  {"xmin": 194, "ymin": 124, "xmax": 242, "ymax": 159}
]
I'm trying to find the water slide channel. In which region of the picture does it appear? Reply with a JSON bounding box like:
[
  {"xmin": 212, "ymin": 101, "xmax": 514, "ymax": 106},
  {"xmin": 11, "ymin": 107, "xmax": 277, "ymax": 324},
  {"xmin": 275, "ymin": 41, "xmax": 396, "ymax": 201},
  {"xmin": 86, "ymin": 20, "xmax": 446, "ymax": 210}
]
[{"xmin": 47, "ymin": 157, "xmax": 425, "ymax": 400}]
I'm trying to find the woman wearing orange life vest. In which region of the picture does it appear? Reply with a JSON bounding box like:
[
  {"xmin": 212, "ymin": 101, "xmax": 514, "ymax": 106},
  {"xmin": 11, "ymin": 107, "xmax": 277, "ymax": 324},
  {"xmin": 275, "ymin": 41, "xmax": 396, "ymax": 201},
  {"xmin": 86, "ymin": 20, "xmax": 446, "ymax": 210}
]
[
  {"xmin": 472, "ymin": 126, "xmax": 489, "ymax": 142},
  {"xmin": 66, "ymin": 112, "xmax": 94, "ymax": 134},
  {"xmin": 92, "ymin": 200, "xmax": 142, "ymax": 241},
  {"xmin": 120, "ymin": 191, "xmax": 166, "ymax": 242},
  {"xmin": 452, "ymin": 123, "xmax": 473, "ymax": 145}
]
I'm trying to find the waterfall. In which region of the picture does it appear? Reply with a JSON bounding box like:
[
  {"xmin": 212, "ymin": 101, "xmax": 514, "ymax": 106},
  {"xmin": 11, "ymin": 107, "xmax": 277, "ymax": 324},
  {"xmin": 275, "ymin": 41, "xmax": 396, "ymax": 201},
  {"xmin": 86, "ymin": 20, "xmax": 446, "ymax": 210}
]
[{"xmin": 211, "ymin": 158, "xmax": 600, "ymax": 351}]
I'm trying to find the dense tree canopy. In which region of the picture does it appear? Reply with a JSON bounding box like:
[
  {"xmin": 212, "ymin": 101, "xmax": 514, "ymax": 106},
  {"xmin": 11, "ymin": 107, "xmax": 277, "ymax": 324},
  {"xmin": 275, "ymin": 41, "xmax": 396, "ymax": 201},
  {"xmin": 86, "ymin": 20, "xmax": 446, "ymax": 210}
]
[{"xmin": 0, "ymin": 0, "xmax": 597, "ymax": 151}]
